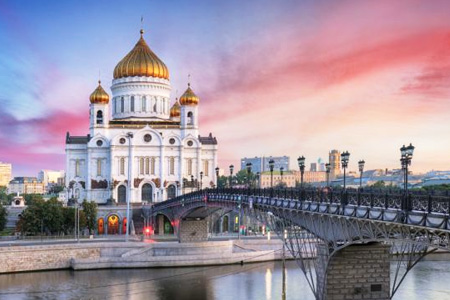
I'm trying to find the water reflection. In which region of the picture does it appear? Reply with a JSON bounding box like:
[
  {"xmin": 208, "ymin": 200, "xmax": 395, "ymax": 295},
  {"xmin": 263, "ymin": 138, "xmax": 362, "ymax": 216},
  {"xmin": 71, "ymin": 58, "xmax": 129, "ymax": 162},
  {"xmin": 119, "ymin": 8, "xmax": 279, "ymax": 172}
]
[{"xmin": 0, "ymin": 261, "xmax": 448, "ymax": 299}]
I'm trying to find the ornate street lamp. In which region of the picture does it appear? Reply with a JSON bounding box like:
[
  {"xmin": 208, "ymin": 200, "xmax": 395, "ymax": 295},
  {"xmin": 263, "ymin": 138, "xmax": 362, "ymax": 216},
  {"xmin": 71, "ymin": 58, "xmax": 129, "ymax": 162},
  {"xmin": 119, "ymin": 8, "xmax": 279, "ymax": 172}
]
[
  {"xmin": 215, "ymin": 167, "xmax": 220, "ymax": 189},
  {"xmin": 297, "ymin": 156, "xmax": 305, "ymax": 188},
  {"xmin": 256, "ymin": 172, "xmax": 261, "ymax": 188},
  {"xmin": 246, "ymin": 162, "xmax": 252, "ymax": 189},
  {"xmin": 280, "ymin": 167, "xmax": 284, "ymax": 186},
  {"xmin": 358, "ymin": 160, "xmax": 365, "ymax": 188},
  {"xmin": 229, "ymin": 165, "xmax": 234, "ymax": 189},
  {"xmin": 341, "ymin": 151, "xmax": 350, "ymax": 189},
  {"xmin": 191, "ymin": 175, "xmax": 194, "ymax": 191},
  {"xmin": 400, "ymin": 143, "xmax": 415, "ymax": 210},
  {"xmin": 325, "ymin": 163, "xmax": 331, "ymax": 187},
  {"xmin": 199, "ymin": 171, "xmax": 203, "ymax": 190},
  {"xmin": 269, "ymin": 159, "xmax": 275, "ymax": 188}
]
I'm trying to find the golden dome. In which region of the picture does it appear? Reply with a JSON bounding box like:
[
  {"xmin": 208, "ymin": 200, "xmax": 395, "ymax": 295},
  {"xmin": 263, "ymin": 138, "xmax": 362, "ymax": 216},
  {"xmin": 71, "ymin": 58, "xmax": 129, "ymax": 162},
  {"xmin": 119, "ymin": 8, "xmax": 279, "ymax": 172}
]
[
  {"xmin": 113, "ymin": 30, "xmax": 169, "ymax": 80},
  {"xmin": 170, "ymin": 99, "xmax": 181, "ymax": 118},
  {"xmin": 179, "ymin": 83, "xmax": 199, "ymax": 105},
  {"xmin": 90, "ymin": 80, "xmax": 109, "ymax": 104}
]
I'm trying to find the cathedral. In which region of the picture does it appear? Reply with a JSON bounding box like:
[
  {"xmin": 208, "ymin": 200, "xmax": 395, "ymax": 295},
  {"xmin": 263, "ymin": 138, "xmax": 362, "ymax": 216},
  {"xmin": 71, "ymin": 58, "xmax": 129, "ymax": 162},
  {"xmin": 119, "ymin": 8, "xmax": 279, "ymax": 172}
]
[{"xmin": 65, "ymin": 29, "xmax": 218, "ymax": 205}]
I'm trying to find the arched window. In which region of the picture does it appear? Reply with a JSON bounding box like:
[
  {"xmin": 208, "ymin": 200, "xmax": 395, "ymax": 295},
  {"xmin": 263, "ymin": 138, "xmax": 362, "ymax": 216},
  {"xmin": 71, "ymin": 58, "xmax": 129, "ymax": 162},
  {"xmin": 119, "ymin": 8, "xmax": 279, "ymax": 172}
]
[
  {"xmin": 187, "ymin": 112, "xmax": 193, "ymax": 125},
  {"xmin": 142, "ymin": 96, "xmax": 146, "ymax": 112},
  {"xmin": 145, "ymin": 157, "xmax": 149, "ymax": 175},
  {"xmin": 96, "ymin": 110, "xmax": 103, "ymax": 124},
  {"xmin": 153, "ymin": 101, "xmax": 157, "ymax": 112},
  {"xmin": 97, "ymin": 158, "xmax": 102, "ymax": 176},
  {"xmin": 142, "ymin": 183, "xmax": 152, "ymax": 202},
  {"xmin": 120, "ymin": 157, "xmax": 125, "ymax": 175},
  {"xmin": 117, "ymin": 186, "xmax": 126, "ymax": 204},
  {"xmin": 74, "ymin": 188, "xmax": 80, "ymax": 199},
  {"xmin": 204, "ymin": 160, "xmax": 209, "ymax": 176},
  {"xmin": 98, "ymin": 218, "xmax": 104, "ymax": 235},
  {"xmin": 140, "ymin": 158, "xmax": 144, "ymax": 175},
  {"xmin": 187, "ymin": 159, "xmax": 192, "ymax": 176},
  {"xmin": 75, "ymin": 160, "xmax": 80, "ymax": 177},
  {"xmin": 120, "ymin": 97, "xmax": 124, "ymax": 113},
  {"xmin": 169, "ymin": 157, "xmax": 175, "ymax": 175},
  {"xmin": 130, "ymin": 96, "xmax": 135, "ymax": 112},
  {"xmin": 151, "ymin": 157, "xmax": 156, "ymax": 175},
  {"xmin": 113, "ymin": 98, "xmax": 116, "ymax": 114},
  {"xmin": 167, "ymin": 185, "xmax": 176, "ymax": 199}
]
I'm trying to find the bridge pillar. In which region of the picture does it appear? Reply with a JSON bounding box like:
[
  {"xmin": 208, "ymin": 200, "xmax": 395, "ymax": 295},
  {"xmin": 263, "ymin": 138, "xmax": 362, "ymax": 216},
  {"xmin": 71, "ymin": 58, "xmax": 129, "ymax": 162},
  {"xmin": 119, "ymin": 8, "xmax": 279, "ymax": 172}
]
[
  {"xmin": 179, "ymin": 218, "xmax": 209, "ymax": 243},
  {"xmin": 317, "ymin": 242, "xmax": 390, "ymax": 300}
]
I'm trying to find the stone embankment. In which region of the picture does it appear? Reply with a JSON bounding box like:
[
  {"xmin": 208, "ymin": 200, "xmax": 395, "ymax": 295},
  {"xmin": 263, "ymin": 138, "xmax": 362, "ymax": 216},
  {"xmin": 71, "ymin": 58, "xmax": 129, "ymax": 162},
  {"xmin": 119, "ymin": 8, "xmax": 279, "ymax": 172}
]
[{"xmin": 0, "ymin": 239, "xmax": 289, "ymax": 274}]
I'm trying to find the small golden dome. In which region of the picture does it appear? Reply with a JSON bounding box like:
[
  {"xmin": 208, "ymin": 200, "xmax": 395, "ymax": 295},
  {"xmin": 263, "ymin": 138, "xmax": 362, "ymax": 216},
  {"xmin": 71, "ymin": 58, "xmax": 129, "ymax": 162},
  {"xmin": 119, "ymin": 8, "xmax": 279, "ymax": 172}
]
[
  {"xmin": 170, "ymin": 99, "xmax": 181, "ymax": 118},
  {"xmin": 90, "ymin": 81, "xmax": 109, "ymax": 104},
  {"xmin": 113, "ymin": 30, "xmax": 169, "ymax": 80},
  {"xmin": 179, "ymin": 83, "xmax": 199, "ymax": 105}
]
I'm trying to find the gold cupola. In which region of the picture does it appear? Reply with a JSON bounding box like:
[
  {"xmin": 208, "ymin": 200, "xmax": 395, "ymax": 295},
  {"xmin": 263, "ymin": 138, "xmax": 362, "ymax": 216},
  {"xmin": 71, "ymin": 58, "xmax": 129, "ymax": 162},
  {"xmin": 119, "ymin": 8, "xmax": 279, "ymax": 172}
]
[
  {"xmin": 170, "ymin": 99, "xmax": 181, "ymax": 118},
  {"xmin": 179, "ymin": 83, "xmax": 199, "ymax": 106},
  {"xmin": 113, "ymin": 30, "xmax": 169, "ymax": 80},
  {"xmin": 90, "ymin": 80, "xmax": 110, "ymax": 104}
]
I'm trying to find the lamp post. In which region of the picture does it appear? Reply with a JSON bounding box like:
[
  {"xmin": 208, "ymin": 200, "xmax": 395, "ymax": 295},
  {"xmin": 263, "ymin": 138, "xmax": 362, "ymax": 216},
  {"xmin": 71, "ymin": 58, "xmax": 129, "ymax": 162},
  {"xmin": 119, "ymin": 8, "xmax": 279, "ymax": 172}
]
[
  {"xmin": 190, "ymin": 175, "xmax": 194, "ymax": 192},
  {"xmin": 400, "ymin": 143, "xmax": 415, "ymax": 210},
  {"xmin": 269, "ymin": 159, "xmax": 275, "ymax": 188},
  {"xmin": 280, "ymin": 167, "xmax": 284, "ymax": 187},
  {"xmin": 256, "ymin": 172, "xmax": 260, "ymax": 188},
  {"xmin": 126, "ymin": 132, "xmax": 133, "ymax": 242},
  {"xmin": 297, "ymin": 156, "xmax": 305, "ymax": 189},
  {"xmin": 341, "ymin": 151, "xmax": 350, "ymax": 190},
  {"xmin": 358, "ymin": 160, "xmax": 365, "ymax": 188},
  {"xmin": 199, "ymin": 171, "xmax": 203, "ymax": 190},
  {"xmin": 325, "ymin": 163, "xmax": 331, "ymax": 187},
  {"xmin": 215, "ymin": 167, "xmax": 220, "ymax": 189},
  {"xmin": 246, "ymin": 162, "xmax": 252, "ymax": 189},
  {"xmin": 229, "ymin": 165, "xmax": 234, "ymax": 189}
]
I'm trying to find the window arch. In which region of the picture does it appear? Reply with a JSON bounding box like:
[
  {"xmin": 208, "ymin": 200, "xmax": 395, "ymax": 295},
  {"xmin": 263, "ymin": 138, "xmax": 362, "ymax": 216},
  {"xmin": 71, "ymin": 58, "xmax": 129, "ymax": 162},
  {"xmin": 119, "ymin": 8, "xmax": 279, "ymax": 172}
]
[
  {"xmin": 145, "ymin": 157, "xmax": 150, "ymax": 175},
  {"xmin": 120, "ymin": 157, "xmax": 125, "ymax": 175},
  {"xmin": 140, "ymin": 158, "xmax": 144, "ymax": 175},
  {"xmin": 97, "ymin": 158, "xmax": 102, "ymax": 176},
  {"xmin": 169, "ymin": 157, "xmax": 175, "ymax": 175},
  {"xmin": 96, "ymin": 110, "xmax": 103, "ymax": 124},
  {"xmin": 187, "ymin": 112, "xmax": 193, "ymax": 125},
  {"xmin": 75, "ymin": 160, "xmax": 80, "ymax": 177},
  {"xmin": 113, "ymin": 98, "xmax": 116, "ymax": 114},
  {"xmin": 204, "ymin": 160, "xmax": 209, "ymax": 176},
  {"xmin": 142, "ymin": 96, "xmax": 147, "ymax": 112},
  {"xmin": 151, "ymin": 157, "xmax": 156, "ymax": 175},
  {"xmin": 142, "ymin": 183, "xmax": 153, "ymax": 202},
  {"xmin": 130, "ymin": 96, "xmax": 135, "ymax": 112},
  {"xmin": 187, "ymin": 159, "xmax": 193, "ymax": 176},
  {"xmin": 120, "ymin": 97, "xmax": 124, "ymax": 113}
]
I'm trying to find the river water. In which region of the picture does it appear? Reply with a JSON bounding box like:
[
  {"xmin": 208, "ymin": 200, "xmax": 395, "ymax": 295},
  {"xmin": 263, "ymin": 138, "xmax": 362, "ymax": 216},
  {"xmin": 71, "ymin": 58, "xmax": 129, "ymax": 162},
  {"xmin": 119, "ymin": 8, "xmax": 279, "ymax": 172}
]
[{"xmin": 0, "ymin": 260, "xmax": 448, "ymax": 300}]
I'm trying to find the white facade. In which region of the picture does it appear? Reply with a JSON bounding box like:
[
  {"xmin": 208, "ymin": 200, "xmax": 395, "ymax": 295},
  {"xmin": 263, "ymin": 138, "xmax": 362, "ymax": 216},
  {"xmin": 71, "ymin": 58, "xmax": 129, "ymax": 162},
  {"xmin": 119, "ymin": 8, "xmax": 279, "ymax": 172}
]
[{"xmin": 65, "ymin": 32, "xmax": 218, "ymax": 205}]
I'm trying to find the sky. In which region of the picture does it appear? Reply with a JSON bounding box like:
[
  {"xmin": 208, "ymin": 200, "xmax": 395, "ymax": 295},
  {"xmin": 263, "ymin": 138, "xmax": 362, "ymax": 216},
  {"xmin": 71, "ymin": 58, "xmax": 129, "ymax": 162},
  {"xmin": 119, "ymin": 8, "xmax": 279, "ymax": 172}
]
[{"xmin": 1, "ymin": 0, "xmax": 450, "ymax": 176}]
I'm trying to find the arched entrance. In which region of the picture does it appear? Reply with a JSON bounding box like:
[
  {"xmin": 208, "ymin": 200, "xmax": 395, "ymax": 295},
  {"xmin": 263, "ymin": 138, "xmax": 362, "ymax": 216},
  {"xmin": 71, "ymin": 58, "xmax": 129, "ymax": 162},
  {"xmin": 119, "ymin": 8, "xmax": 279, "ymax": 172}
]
[
  {"xmin": 167, "ymin": 185, "xmax": 176, "ymax": 199},
  {"xmin": 118, "ymin": 185, "xmax": 126, "ymax": 204},
  {"xmin": 107, "ymin": 215, "xmax": 120, "ymax": 234},
  {"xmin": 155, "ymin": 214, "xmax": 174, "ymax": 235},
  {"xmin": 98, "ymin": 218, "xmax": 104, "ymax": 235},
  {"xmin": 142, "ymin": 183, "xmax": 153, "ymax": 202},
  {"xmin": 222, "ymin": 215, "xmax": 229, "ymax": 232}
]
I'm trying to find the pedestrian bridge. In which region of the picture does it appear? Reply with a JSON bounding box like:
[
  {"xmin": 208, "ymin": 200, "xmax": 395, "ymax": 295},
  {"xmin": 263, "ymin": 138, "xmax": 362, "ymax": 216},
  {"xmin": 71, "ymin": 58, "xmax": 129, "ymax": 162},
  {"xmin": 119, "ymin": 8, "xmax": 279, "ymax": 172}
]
[{"xmin": 150, "ymin": 188, "xmax": 450, "ymax": 300}]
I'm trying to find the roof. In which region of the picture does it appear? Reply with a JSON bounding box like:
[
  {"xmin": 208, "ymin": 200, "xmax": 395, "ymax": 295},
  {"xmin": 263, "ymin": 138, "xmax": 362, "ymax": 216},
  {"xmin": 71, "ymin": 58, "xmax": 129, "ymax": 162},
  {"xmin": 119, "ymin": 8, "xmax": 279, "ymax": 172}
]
[
  {"xmin": 66, "ymin": 132, "xmax": 91, "ymax": 144},
  {"xmin": 198, "ymin": 133, "xmax": 218, "ymax": 145}
]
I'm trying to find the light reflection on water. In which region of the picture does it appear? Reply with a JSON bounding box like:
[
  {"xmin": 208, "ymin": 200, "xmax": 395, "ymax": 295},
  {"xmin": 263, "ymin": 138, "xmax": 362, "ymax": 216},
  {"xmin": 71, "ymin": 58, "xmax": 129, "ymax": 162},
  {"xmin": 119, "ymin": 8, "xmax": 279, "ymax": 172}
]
[{"xmin": 0, "ymin": 260, "xmax": 448, "ymax": 300}]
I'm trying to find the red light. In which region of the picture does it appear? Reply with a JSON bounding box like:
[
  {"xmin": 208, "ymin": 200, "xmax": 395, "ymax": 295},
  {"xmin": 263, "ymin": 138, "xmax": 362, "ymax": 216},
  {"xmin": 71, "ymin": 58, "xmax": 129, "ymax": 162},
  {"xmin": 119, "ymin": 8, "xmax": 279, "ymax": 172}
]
[{"xmin": 144, "ymin": 226, "xmax": 152, "ymax": 235}]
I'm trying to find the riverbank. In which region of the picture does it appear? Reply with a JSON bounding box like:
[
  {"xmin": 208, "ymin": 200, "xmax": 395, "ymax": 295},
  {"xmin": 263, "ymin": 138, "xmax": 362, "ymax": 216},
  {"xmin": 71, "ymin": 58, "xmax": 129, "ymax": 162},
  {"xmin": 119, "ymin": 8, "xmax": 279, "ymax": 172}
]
[{"xmin": 0, "ymin": 239, "xmax": 290, "ymax": 274}]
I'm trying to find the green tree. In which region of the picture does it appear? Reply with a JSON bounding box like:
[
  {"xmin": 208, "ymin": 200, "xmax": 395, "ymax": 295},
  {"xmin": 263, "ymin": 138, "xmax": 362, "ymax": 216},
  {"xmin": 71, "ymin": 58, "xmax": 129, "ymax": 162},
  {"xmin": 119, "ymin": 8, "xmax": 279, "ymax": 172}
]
[
  {"xmin": 24, "ymin": 194, "xmax": 44, "ymax": 206},
  {"xmin": 217, "ymin": 175, "xmax": 229, "ymax": 188},
  {"xmin": 371, "ymin": 180, "xmax": 386, "ymax": 188},
  {"xmin": 62, "ymin": 207, "xmax": 87, "ymax": 235},
  {"xmin": 82, "ymin": 200, "xmax": 98, "ymax": 235},
  {"xmin": 42, "ymin": 197, "xmax": 64, "ymax": 234},
  {"xmin": 17, "ymin": 197, "xmax": 65, "ymax": 235},
  {"xmin": 0, "ymin": 204, "xmax": 7, "ymax": 231}
]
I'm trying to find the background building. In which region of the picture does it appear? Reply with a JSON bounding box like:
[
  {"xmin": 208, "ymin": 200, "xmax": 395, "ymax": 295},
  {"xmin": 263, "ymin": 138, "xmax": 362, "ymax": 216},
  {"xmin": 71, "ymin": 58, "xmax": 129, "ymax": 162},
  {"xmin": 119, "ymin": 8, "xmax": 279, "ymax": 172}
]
[
  {"xmin": 329, "ymin": 150, "xmax": 341, "ymax": 180},
  {"xmin": 0, "ymin": 162, "xmax": 12, "ymax": 187},
  {"xmin": 7, "ymin": 177, "xmax": 45, "ymax": 194},
  {"xmin": 240, "ymin": 156, "xmax": 289, "ymax": 173},
  {"xmin": 38, "ymin": 169, "xmax": 65, "ymax": 189}
]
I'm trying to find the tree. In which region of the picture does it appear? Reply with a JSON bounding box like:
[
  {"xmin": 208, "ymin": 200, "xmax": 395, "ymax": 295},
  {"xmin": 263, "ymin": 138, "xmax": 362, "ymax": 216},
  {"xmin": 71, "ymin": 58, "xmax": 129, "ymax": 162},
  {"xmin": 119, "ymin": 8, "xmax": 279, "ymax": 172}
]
[
  {"xmin": 217, "ymin": 176, "xmax": 228, "ymax": 188},
  {"xmin": 24, "ymin": 194, "xmax": 44, "ymax": 206},
  {"xmin": 371, "ymin": 180, "xmax": 386, "ymax": 188},
  {"xmin": 62, "ymin": 207, "xmax": 86, "ymax": 235},
  {"xmin": 82, "ymin": 200, "xmax": 98, "ymax": 235},
  {"xmin": 0, "ymin": 204, "xmax": 7, "ymax": 231}
]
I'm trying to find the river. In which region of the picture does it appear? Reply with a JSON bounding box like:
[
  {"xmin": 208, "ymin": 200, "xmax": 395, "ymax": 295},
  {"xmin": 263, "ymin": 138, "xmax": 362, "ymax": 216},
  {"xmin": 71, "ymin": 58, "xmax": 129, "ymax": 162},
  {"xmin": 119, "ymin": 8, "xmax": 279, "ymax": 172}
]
[{"xmin": 0, "ymin": 260, "xmax": 448, "ymax": 300}]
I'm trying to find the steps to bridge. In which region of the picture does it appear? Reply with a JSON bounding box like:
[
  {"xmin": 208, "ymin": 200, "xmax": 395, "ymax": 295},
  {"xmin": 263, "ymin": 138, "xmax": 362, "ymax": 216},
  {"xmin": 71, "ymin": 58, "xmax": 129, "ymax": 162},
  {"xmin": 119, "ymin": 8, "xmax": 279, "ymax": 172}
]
[{"xmin": 317, "ymin": 242, "xmax": 390, "ymax": 300}]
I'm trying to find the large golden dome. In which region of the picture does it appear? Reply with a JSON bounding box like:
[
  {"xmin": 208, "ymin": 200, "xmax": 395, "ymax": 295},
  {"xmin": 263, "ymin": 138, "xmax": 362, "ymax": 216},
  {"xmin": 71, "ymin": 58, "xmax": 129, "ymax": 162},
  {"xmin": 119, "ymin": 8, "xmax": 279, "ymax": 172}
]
[
  {"xmin": 179, "ymin": 83, "xmax": 199, "ymax": 105},
  {"xmin": 113, "ymin": 30, "xmax": 169, "ymax": 80},
  {"xmin": 90, "ymin": 81, "xmax": 109, "ymax": 104},
  {"xmin": 170, "ymin": 99, "xmax": 181, "ymax": 118}
]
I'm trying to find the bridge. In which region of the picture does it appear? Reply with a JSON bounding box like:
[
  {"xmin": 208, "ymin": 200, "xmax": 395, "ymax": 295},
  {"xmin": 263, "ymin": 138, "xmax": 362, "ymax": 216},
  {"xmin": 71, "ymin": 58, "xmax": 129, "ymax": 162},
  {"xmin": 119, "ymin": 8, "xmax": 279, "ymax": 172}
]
[{"xmin": 148, "ymin": 188, "xmax": 450, "ymax": 300}]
